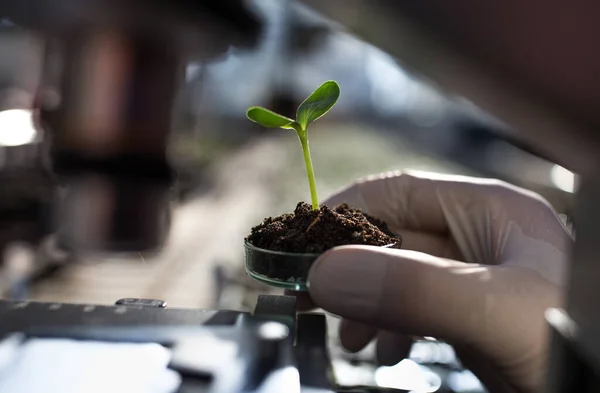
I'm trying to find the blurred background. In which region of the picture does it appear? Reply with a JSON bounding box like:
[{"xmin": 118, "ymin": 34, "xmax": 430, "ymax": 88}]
[{"xmin": 0, "ymin": 1, "xmax": 578, "ymax": 392}]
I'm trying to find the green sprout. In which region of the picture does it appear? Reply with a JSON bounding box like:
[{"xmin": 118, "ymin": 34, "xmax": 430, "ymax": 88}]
[{"xmin": 246, "ymin": 80, "xmax": 340, "ymax": 210}]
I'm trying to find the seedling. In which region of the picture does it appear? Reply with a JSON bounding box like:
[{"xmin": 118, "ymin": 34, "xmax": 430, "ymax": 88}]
[{"xmin": 246, "ymin": 80, "xmax": 340, "ymax": 210}]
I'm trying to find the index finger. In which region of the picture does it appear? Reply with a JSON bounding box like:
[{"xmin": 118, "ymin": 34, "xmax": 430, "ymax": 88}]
[
  {"xmin": 324, "ymin": 170, "xmax": 558, "ymax": 235},
  {"xmin": 323, "ymin": 171, "xmax": 481, "ymax": 234}
]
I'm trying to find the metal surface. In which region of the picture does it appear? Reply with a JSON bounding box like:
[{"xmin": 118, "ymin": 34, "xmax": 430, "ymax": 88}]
[
  {"xmin": 254, "ymin": 294, "xmax": 298, "ymax": 336},
  {"xmin": 115, "ymin": 298, "xmax": 168, "ymax": 309},
  {"xmin": 296, "ymin": 313, "xmax": 333, "ymax": 390},
  {"xmin": 0, "ymin": 296, "xmax": 298, "ymax": 392},
  {"xmin": 0, "ymin": 299, "xmax": 228, "ymax": 334},
  {"xmin": 0, "ymin": 295, "xmax": 412, "ymax": 392}
]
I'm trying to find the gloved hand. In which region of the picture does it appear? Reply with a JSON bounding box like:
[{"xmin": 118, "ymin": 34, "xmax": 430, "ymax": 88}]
[{"xmin": 305, "ymin": 170, "xmax": 573, "ymax": 393}]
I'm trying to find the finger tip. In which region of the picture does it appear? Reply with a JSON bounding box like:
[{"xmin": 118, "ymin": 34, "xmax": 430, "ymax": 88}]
[
  {"xmin": 339, "ymin": 336, "xmax": 370, "ymax": 354},
  {"xmin": 376, "ymin": 333, "xmax": 413, "ymax": 366},
  {"xmin": 338, "ymin": 319, "xmax": 377, "ymax": 353}
]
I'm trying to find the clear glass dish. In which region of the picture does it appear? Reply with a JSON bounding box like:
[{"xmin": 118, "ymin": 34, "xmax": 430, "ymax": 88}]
[{"xmin": 244, "ymin": 241, "xmax": 399, "ymax": 291}]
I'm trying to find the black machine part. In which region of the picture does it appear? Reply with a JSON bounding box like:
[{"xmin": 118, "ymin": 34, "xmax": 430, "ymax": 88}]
[
  {"xmin": 0, "ymin": 0, "xmax": 263, "ymax": 253},
  {"xmin": 0, "ymin": 295, "xmax": 408, "ymax": 393}
]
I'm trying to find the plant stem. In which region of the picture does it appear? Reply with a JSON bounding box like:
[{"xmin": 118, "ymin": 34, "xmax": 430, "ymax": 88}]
[{"xmin": 298, "ymin": 131, "xmax": 319, "ymax": 210}]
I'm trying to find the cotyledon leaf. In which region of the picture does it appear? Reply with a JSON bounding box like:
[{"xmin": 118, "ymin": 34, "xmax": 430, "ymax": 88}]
[
  {"xmin": 296, "ymin": 80, "xmax": 340, "ymax": 130},
  {"xmin": 246, "ymin": 106, "xmax": 295, "ymax": 129}
]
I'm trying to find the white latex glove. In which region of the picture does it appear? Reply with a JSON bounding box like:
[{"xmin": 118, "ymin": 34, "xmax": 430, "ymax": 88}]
[{"xmin": 307, "ymin": 170, "xmax": 573, "ymax": 393}]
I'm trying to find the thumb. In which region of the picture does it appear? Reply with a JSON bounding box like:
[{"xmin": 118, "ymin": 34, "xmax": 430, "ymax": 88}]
[
  {"xmin": 307, "ymin": 245, "xmax": 559, "ymax": 369},
  {"xmin": 308, "ymin": 245, "xmax": 486, "ymax": 342}
]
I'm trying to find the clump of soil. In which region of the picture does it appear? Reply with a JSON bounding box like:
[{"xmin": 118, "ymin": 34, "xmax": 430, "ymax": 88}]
[
  {"xmin": 245, "ymin": 202, "xmax": 402, "ymax": 284},
  {"xmin": 247, "ymin": 202, "xmax": 401, "ymax": 254}
]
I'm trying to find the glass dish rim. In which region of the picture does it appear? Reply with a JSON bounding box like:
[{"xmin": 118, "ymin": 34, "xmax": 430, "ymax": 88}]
[
  {"xmin": 244, "ymin": 240, "xmax": 322, "ymax": 258},
  {"xmin": 243, "ymin": 240, "xmax": 398, "ymax": 257}
]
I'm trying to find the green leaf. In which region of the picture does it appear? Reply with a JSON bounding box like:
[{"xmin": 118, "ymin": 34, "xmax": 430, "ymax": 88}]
[
  {"xmin": 246, "ymin": 106, "xmax": 294, "ymax": 129},
  {"xmin": 296, "ymin": 80, "xmax": 340, "ymax": 130},
  {"xmin": 280, "ymin": 121, "xmax": 301, "ymax": 130}
]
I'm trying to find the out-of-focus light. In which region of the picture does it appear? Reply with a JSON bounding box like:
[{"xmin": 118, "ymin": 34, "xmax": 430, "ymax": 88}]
[
  {"xmin": 374, "ymin": 359, "xmax": 441, "ymax": 392},
  {"xmin": 0, "ymin": 334, "xmax": 24, "ymax": 373},
  {"xmin": 0, "ymin": 339, "xmax": 181, "ymax": 393},
  {"xmin": 366, "ymin": 51, "xmax": 410, "ymax": 115},
  {"xmin": 446, "ymin": 370, "xmax": 485, "ymax": 392},
  {"xmin": 331, "ymin": 360, "xmax": 374, "ymax": 387},
  {"xmin": 0, "ymin": 110, "xmax": 37, "ymax": 146},
  {"xmin": 0, "ymin": 19, "xmax": 15, "ymax": 27},
  {"xmin": 257, "ymin": 321, "xmax": 289, "ymax": 340},
  {"xmin": 258, "ymin": 366, "xmax": 300, "ymax": 393},
  {"xmin": 185, "ymin": 63, "xmax": 202, "ymax": 81},
  {"xmin": 409, "ymin": 340, "xmax": 457, "ymax": 365},
  {"xmin": 551, "ymin": 164, "xmax": 575, "ymax": 193}
]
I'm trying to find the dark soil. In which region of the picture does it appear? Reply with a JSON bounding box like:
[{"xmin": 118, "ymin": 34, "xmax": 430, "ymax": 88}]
[{"xmin": 245, "ymin": 202, "xmax": 402, "ymax": 282}]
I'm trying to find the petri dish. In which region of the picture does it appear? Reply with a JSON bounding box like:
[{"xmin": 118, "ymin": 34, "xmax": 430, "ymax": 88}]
[
  {"xmin": 244, "ymin": 241, "xmax": 320, "ymax": 291},
  {"xmin": 244, "ymin": 241, "xmax": 399, "ymax": 291}
]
